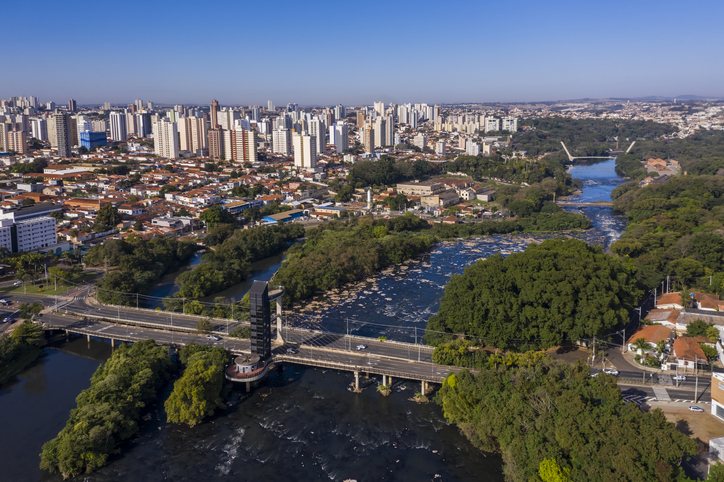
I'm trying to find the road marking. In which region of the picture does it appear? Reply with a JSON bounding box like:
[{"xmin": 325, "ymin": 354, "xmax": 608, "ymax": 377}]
[{"xmin": 653, "ymin": 387, "xmax": 671, "ymax": 402}]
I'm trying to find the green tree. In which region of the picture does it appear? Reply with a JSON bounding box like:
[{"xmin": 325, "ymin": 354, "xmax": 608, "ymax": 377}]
[
  {"xmin": 687, "ymin": 319, "xmax": 712, "ymax": 338},
  {"xmin": 539, "ymin": 458, "xmax": 570, "ymax": 482},
  {"xmin": 706, "ymin": 325, "xmax": 720, "ymax": 343},
  {"xmin": 199, "ymin": 204, "xmax": 235, "ymax": 227},
  {"xmin": 426, "ymin": 238, "xmax": 643, "ymax": 349},
  {"xmin": 133, "ymin": 220, "xmax": 143, "ymax": 231},
  {"xmin": 93, "ymin": 205, "xmax": 121, "ymax": 232},
  {"xmin": 164, "ymin": 348, "xmax": 228, "ymax": 427}
]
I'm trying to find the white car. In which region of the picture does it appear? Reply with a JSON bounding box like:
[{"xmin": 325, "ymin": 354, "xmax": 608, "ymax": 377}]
[
  {"xmin": 356, "ymin": 344, "xmax": 367, "ymax": 351},
  {"xmin": 286, "ymin": 348, "xmax": 298, "ymax": 354},
  {"xmin": 206, "ymin": 335, "xmax": 220, "ymax": 341},
  {"xmin": 0, "ymin": 299, "xmax": 9, "ymax": 305},
  {"xmin": 603, "ymin": 369, "xmax": 619, "ymax": 376},
  {"xmin": 13, "ymin": 281, "xmax": 21, "ymax": 287},
  {"xmin": 673, "ymin": 375, "xmax": 686, "ymax": 382},
  {"xmin": 3, "ymin": 316, "xmax": 13, "ymax": 323},
  {"xmin": 689, "ymin": 406, "xmax": 704, "ymax": 412}
]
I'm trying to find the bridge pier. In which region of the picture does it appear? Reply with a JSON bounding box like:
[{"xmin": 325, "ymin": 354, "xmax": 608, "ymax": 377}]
[
  {"xmin": 86, "ymin": 334, "xmax": 91, "ymax": 342},
  {"xmin": 382, "ymin": 375, "xmax": 387, "ymax": 385},
  {"xmin": 245, "ymin": 382, "xmax": 251, "ymax": 393},
  {"xmin": 110, "ymin": 338, "xmax": 115, "ymax": 348},
  {"xmin": 389, "ymin": 376, "xmax": 393, "ymax": 386},
  {"xmin": 421, "ymin": 380, "xmax": 427, "ymax": 394},
  {"xmin": 354, "ymin": 371, "xmax": 359, "ymax": 390}
]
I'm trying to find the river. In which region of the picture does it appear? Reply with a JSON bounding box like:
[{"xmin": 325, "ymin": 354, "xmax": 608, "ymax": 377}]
[{"xmin": 0, "ymin": 160, "xmax": 626, "ymax": 481}]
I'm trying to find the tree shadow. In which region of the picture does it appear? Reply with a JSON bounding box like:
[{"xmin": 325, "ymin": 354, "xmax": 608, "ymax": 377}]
[{"xmin": 675, "ymin": 419, "xmax": 693, "ymax": 437}]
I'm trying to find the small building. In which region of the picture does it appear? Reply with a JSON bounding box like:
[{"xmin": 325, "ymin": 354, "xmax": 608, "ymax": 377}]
[
  {"xmin": 263, "ymin": 209, "xmax": 304, "ymax": 224},
  {"xmin": 232, "ymin": 354, "xmax": 261, "ymax": 374},
  {"xmin": 644, "ymin": 309, "xmax": 682, "ymax": 331},
  {"xmin": 627, "ymin": 325, "xmax": 672, "ymax": 352},
  {"xmin": 672, "ymin": 337, "xmax": 709, "ymax": 370}
]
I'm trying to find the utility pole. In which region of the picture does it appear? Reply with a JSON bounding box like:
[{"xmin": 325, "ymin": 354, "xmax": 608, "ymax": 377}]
[
  {"xmin": 695, "ymin": 356, "xmax": 699, "ymax": 403},
  {"xmin": 667, "ymin": 275, "xmax": 670, "ymax": 294},
  {"xmin": 621, "ymin": 328, "xmax": 626, "ymax": 354},
  {"xmin": 136, "ymin": 293, "xmax": 139, "ymax": 309}
]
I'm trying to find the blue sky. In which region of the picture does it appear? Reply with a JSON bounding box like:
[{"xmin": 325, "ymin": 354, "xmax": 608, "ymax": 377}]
[{"xmin": 5, "ymin": 0, "xmax": 723, "ymax": 106}]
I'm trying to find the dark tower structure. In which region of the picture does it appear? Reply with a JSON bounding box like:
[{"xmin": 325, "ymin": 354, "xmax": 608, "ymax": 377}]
[{"xmin": 249, "ymin": 281, "xmax": 271, "ymax": 359}]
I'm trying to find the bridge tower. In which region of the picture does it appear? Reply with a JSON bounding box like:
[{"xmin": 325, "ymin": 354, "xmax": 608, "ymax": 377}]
[{"xmin": 249, "ymin": 281, "xmax": 271, "ymax": 359}]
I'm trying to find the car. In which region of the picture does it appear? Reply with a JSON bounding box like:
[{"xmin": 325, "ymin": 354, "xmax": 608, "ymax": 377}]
[
  {"xmin": 0, "ymin": 299, "xmax": 9, "ymax": 305},
  {"xmin": 13, "ymin": 281, "xmax": 21, "ymax": 287},
  {"xmin": 3, "ymin": 316, "xmax": 13, "ymax": 323},
  {"xmin": 356, "ymin": 344, "xmax": 367, "ymax": 350},
  {"xmin": 590, "ymin": 372, "xmax": 600, "ymax": 377},
  {"xmin": 673, "ymin": 375, "xmax": 687, "ymax": 382},
  {"xmin": 603, "ymin": 369, "xmax": 619, "ymax": 376},
  {"xmin": 689, "ymin": 406, "xmax": 705, "ymax": 412},
  {"xmin": 206, "ymin": 335, "xmax": 220, "ymax": 341},
  {"xmin": 286, "ymin": 348, "xmax": 298, "ymax": 354}
]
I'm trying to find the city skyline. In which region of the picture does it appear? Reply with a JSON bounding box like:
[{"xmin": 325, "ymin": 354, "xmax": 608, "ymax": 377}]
[{"xmin": 4, "ymin": 0, "xmax": 724, "ymax": 105}]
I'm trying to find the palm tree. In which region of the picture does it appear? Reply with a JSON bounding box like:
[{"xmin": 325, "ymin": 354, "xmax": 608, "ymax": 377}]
[{"xmin": 632, "ymin": 337, "xmax": 650, "ymax": 354}]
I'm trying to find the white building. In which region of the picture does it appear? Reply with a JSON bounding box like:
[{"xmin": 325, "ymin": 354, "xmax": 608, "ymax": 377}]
[
  {"xmin": 109, "ymin": 112, "xmax": 127, "ymax": 141},
  {"xmin": 309, "ymin": 118, "xmax": 326, "ymax": 154},
  {"xmin": 273, "ymin": 127, "xmax": 292, "ymax": 155},
  {"xmin": 502, "ymin": 117, "xmax": 518, "ymax": 132},
  {"xmin": 293, "ymin": 132, "xmax": 317, "ymax": 169},
  {"xmin": 153, "ymin": 118, "xmax": 179, "ymax": 159},
  {"xmin": 413, "ymin": 133, "xmax": 427, "ymax": 150},
  {"xmin": 485, "ymin": 118, "xmax": 500, "ymax": 133},
  {"xmin": 330, "ymin": 123, "xmax": 349, "ymax": 153},
  {"xmin": 466, "ymin": 139, "xmax": 480, "ymax": 156},
  {"xmin": 0, "ymin": 203, "xmax": 60, "ymax": 253},
  {"xmin": 31, "ymin": 118, "xmax": 48, "ymax": 141},
  {"xmin": 435, "ymin": 141, "xmax": 446, "ymax": 156}
]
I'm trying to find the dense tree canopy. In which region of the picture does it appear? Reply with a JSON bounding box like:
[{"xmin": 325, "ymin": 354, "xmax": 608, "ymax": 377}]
[
  {"xmin": 346, "ymin": 157, "xmax": 443, "ymax": 188},
  {"xmin": 610, "ymin": 175, "xmax": 724, "ymax": 290},
  {"xmin": 40, "ymin": 340, "xmax": 173, "ymax": 478},
  {"xmin": 173, "ymin": 223, "xmax": 304, "ymax": 300},
  {"xmin": 427, "ymin": 238, "xmax": 643, "ymax": 349},
  {"xmin": 0, "ymin": 322, "xmax": 46, "ymax": 385},
  {"xmin": 199, "ymin": 204, "xmax": 236, "ymax": 227},
  {"xmin": 86, "ymin": 238, "xmax": 196, "ymax": 305},
  {"xmin": 93, "ymin": 205, "xmax": 121, "ymax": 232},
  {"xmin": 437, "ymin": 361, "xmax": 695, "ymax": 482},
  {"xmin": 165, "ymin": 344, "xmax": 228, "ymax": 427}
]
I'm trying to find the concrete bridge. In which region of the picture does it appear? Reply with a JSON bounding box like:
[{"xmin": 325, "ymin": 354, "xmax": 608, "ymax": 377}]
[{"xmin": 43, "ymin": 287, "xmax": 455, "ymax": 394}]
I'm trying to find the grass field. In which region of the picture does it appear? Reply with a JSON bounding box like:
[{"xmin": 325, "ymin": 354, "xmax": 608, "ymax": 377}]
[{"xmin": 1, "ymin": 273, "xmax": 97, "ymax": 297}]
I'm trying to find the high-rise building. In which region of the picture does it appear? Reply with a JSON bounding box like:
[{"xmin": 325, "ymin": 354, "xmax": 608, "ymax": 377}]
[
  {"xmin": 330, "ymin": 122, "xmax": 349, "ymax": 153},
  {"xmin": 334, "ymin": 104, "xmax": 346, "ymax": 121},
  {"xmin": 267, "ymin": 100, "xmax": 274, "ymax": 112},
  {"xmin": 126, "ymin": 109, "xmax": 137, "ymax": 136},
  {"xmin": 134, "ymin": 99, "xmax": 144, "ymax": 111},
  {"xmin": 293, "ymin": 132, "xmax": 317, "ymax": 169},
  {"xmin": 485, "ymin": 118, "xmax": 500, "ymax": 133},
  {"xmin": 153, "ymin": 118, "xmax": 179, "ymax": 159},
  {"xmin": 210, "ymin": 100, "xmax": 219, "ymax": 128},
  {"xmin": 147, "ymin": 101, "xmax": 154, "ymax": 110},
  {"xmin": 356, "ymin": 111, "xmax": 365, "ymax": 128},
  {"xmin": 309, "ymin": 118, "xmax": 326, "ymax": 154},
  {"xmin": 250, "ymin": 106, "xmax": 260, "ymax": 122},
  {"xmin": 92, "ymin": 120, "xmax": 108, "ymax": 133},
  {"xmin": 363, "ymin": 125, "xmax": 375, "ymax": 153},
  {"xmin": 435, "ymin": 141, "xmax": 446, "ymax": 156},
  {"xmin": 137, "ymin": 112, "xmax": 152, "ymax": 137},
  {"xmin": 373, "ymin": 101, "xmax": 385, "ymax": 116},
  {"xmin": 230, "ymin": 127, "xmax": 257, "ymax": 164},
  {"xmin": 178, "ymin": 116, "xmax": 209, "ymax": 155},
  {"xmin": 410, "ymin": 111, "xmax": 418, "ymax": 129},
  {"xmin": 272, "ymin": 127, "xmax": 292, "ymax": 155},
  {"xmin": 68, "ymin": 99, "xmax": 76, "ymax": 112},
  {"xmin": 109, "ymin": 112, "xmax": 127, "ymax": 141},
  {"xmin": 31, "ymin": 118, "xmax": 47, "ymax": 141},
  {"xmin": 373, "ymin": 117, "xmax": 385, "ymax": 148},
  {"xmin": 68, "ymin": 116, "xmax": 79, "ymax": 147},
  {"xmin": 208, "ymin": 129, "xmax": 223, "ymax": 159},
  {"xmin": 385, "ymin": 114, "xmax": 395, "ymax": 148},
  {"xmin": 413, "ymin": 133, "xmax": 427, "ymax": 150},
  {"xmin": 50, "ymin": 112, "xmax": 72, "ymax": 157},
  {"xmin": 502, "ymin": 117, "xmax": 518, "ymax": 132},
  {"xmin": 102, "ymin": 101, "xmax": 111, "ymax": 111},
  {"xmin": 466, "ymin": 139, "xmax": 480, "ymax": 156},
  {"xmin": 8, "ymin": 130, "xmax": 27, "ymax": 154}
]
